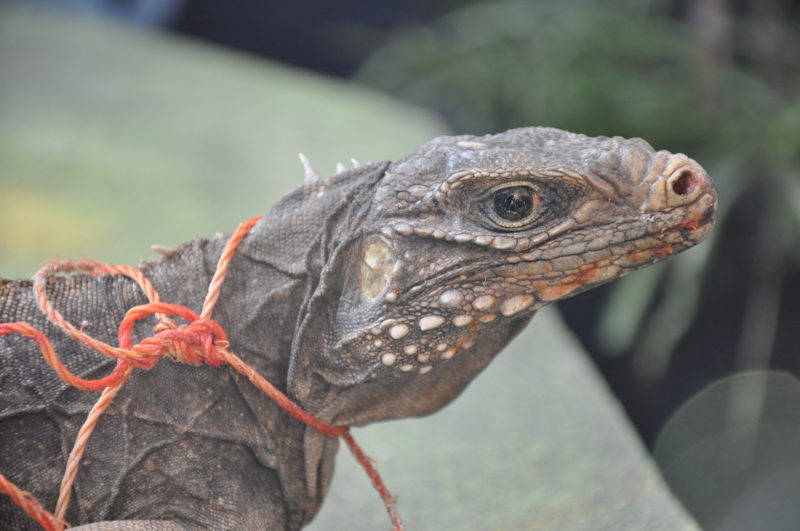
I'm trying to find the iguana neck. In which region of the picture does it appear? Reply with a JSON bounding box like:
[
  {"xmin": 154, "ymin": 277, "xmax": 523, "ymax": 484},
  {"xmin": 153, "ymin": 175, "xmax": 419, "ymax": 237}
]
[
  {"xmin": 139, "ymin": 234, "xmax": 304, "ymax": 391},
  {"xmin": 128, "ymin": 162, "xmax": 388, "ymax": 525},
  {"xmin": 138, "ymin": 161, "xmax": 390, "ymax": 393}
]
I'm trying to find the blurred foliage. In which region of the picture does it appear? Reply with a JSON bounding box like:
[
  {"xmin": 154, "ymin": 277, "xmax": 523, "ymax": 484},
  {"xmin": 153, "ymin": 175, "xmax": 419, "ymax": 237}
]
[{"xmin": 356, "ymin": 0, "xmax": 800, "ymax": 381}]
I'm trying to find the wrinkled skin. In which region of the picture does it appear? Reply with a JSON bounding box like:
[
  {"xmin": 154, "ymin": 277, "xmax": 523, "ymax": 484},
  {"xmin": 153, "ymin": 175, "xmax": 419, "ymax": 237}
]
[{"xmin": 0, "ymin": 127, "xmax": 717, "ymax": 529}]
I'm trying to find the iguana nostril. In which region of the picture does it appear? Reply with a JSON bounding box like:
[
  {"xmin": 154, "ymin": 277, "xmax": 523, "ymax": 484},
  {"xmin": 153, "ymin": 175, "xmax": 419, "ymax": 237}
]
[{"xmin": 671, "ymin": 170, "xmax": 696, "ymax": 196}]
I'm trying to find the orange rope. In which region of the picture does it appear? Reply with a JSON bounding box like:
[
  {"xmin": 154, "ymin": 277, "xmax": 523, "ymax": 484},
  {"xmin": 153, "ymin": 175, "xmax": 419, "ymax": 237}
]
[
  {"xmin": 55, "ymin": 372, "xmax": 131, "ymax": 521},
  {"xmin": 0, "ymin": 472, "xmax": 61, "ymax": 531},
  {"xmin": 0, "ymin": 215, "xmax": 404, "ymax": 531}
]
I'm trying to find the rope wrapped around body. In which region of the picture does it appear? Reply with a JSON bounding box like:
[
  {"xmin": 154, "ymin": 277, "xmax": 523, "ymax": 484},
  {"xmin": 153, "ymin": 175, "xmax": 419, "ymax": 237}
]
[{"xmin": 0, "ymin": 216, "xmax": 403, "ymax": 531}]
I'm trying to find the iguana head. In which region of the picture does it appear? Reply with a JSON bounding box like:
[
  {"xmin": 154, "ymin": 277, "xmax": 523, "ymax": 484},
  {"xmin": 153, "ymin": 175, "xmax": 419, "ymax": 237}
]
[{"xmin": 288, "ymin": 127, "xmax": 717, "ymax": 427}]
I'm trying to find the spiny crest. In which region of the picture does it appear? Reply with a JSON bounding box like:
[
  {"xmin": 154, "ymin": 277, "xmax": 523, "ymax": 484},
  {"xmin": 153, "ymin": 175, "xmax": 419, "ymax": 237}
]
[{"xmin": 298, "ymin": 153, "xmax": 363, "ymax": 185}]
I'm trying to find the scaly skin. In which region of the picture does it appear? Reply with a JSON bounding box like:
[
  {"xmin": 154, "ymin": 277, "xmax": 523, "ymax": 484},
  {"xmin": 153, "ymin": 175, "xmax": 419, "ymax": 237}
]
[{"xmin": 0, "ymin": 127, "xmax": 716, "ymax": 529}]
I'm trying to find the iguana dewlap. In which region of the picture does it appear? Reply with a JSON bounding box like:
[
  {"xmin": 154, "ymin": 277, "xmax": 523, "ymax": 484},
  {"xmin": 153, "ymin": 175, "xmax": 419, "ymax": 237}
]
[{"xmin": 0, "ymin": 127, "xmax": 717, "ymax": 530}]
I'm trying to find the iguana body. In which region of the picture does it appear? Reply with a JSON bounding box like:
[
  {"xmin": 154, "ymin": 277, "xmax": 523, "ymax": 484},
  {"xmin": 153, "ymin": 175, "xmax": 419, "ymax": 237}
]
[{"xmin": 0, "ymin": 127, "xmax": 717, "ymax": 530}]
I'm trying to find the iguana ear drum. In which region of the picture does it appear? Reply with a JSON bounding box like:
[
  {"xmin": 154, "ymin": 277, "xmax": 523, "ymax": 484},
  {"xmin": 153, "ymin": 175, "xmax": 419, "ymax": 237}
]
[{"xmin": 360, "ymin": 238, "xmax": 395, "ymax": 298}]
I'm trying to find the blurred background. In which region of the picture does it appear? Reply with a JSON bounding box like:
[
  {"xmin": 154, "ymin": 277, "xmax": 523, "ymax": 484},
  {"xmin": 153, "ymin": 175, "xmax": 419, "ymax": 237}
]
[{"xmin": 2, "ymin": 0, "xmax": 800, "ymax": 529}]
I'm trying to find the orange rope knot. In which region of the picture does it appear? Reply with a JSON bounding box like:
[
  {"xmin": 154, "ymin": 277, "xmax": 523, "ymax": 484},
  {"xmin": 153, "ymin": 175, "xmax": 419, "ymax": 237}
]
[{"xmin": 120, "ymin": 303, "xmax": 229, "ymax": 368}]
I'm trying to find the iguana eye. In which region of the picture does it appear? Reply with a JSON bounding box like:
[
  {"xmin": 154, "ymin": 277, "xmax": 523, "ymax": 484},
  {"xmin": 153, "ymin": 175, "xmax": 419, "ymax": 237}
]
[{"xmin": 484, "ymin": 184, "xmax": 540, "ymax": 229}]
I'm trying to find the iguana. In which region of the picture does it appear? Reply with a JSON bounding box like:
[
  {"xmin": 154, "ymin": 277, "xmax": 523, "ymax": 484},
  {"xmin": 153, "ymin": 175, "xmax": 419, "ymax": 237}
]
[{"xmin": 0, "ymin": 127, "xmax": 717, "ymax": 530}]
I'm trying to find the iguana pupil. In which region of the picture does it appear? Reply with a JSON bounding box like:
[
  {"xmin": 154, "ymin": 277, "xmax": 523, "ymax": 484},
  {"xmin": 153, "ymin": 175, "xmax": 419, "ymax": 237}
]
[{"xmin": 493, "ymin": 186, "xmax": 535, "ymax": 222}]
